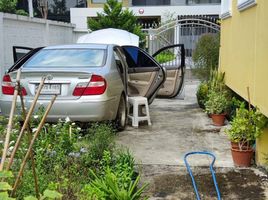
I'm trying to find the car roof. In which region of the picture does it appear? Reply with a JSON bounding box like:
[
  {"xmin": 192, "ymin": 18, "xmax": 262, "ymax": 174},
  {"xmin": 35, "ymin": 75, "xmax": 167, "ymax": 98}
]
[{"xmin": 44, "ymin": 43, "xmax": 110, "ymax": 50}]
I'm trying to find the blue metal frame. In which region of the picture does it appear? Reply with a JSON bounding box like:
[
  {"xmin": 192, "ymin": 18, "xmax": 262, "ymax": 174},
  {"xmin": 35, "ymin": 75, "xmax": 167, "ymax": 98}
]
[{"xmin": 184, "ymin": 151, "xmax": 221, "ymax": 200}]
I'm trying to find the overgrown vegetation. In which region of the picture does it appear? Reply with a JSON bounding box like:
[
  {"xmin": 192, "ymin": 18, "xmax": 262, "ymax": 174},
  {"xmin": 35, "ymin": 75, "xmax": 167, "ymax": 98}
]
[
  {"xmin": 87, "ymin": 0, "xmax": 145, "ymax": 45},
  {"xmin": 0, "ymin": 112, "xmax": 147, "ymax": 199},
  {"xmin": 192, "ymin": 34, "xmax": 220, "ymax": 80}
]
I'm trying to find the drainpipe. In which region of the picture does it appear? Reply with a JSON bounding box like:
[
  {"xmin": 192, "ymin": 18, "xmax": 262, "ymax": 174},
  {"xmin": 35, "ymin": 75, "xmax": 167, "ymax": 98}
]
[{"xmin": 28, "ymin": 0, "xmax": 34, "ymax": 18}]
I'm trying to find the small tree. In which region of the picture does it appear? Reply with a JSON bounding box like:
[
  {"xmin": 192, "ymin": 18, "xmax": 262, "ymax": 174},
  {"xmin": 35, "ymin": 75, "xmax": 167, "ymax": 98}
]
[
  {"xmin": 192, "ymin": 33, "xmax": 220, "ymax": 80},
  {"xmin": 88, "ymin": 0, "xmax": 144, "ymax": 45},
  {"xmin": 0, "ymin": 0, "xmax": 17, "ymax": 14},
  {"xmin": 52, "ymin": 0, "xmax": 67, "ymax": 16}
]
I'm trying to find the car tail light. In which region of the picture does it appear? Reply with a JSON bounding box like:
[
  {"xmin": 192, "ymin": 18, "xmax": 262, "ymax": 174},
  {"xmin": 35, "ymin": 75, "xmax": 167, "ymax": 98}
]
[
  {"xmin": 2, "ymin": 74, "xmax": 27, "ymax": 96},
  {"xmin": 73, "ymin": 75, "xmax": 107, "ymax": 96}
]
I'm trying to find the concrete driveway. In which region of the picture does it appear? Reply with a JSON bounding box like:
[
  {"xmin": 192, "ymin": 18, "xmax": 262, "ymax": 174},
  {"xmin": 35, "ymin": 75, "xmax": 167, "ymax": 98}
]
[{"xmin": 117, "ymin": 80, "xmax": 233, "ymax": 167}]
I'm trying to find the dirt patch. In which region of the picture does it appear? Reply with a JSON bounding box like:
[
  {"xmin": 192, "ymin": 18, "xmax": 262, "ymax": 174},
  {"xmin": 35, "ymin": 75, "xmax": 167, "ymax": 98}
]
[{"xmin": 143, "ymin": 167, "xmax": 268, "ymax": 200}]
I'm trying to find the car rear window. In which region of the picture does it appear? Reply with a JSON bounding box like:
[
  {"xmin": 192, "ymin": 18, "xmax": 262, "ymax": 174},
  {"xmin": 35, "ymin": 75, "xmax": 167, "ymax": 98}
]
[{"xmin": 23, "ymin": 49, "xmax": 106, "ymax": 68}]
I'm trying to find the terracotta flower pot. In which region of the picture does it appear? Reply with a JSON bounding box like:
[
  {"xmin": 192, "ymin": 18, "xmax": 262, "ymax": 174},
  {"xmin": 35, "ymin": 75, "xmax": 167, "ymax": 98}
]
[
  {"xmin": 231, "ymin": 142, "xmax": 238, "ymax": 149},
  {"xmin": 231, "ymin": 147, "xmax": 254, "ymax": 167},
  {"xmin": 211, "ymin": 113, "xmax": 226, "ymax": 126},
  {"xmin": 231, "ymin": 142, "xmax": 249, "ymax": 150}
]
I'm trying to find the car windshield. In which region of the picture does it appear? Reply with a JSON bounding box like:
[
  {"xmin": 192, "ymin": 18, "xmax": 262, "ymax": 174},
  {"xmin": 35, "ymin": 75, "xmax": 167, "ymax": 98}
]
[{"xmin": 23, "ymin": 49, "xmax": 106, "ymax": 68}]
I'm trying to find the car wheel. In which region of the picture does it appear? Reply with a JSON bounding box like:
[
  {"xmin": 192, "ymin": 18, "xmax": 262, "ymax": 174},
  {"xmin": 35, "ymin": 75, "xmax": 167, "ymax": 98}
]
[{"xmin": 115, "ymin": 94, "xmax": 127, "ymax": 131}]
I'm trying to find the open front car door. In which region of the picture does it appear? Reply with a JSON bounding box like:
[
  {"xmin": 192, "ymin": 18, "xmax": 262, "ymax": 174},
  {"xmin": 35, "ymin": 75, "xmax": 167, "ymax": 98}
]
[
  {"xmin": 152, "ymin": 44, "xmax": 185, "ymax": 98},
  {"xmin": 122, "ymin": 46, "xmax": 166, "ymax": 104}
]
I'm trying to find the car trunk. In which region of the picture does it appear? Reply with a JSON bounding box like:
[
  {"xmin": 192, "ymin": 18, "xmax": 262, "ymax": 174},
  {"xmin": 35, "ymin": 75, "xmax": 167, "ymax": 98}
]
[{"xmin": 10, "ymin": 70, "xmax": 92, "ymax": 100}]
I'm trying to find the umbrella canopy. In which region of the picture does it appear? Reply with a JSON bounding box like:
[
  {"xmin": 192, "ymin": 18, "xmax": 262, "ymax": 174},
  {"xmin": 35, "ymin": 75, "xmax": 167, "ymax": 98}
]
[{"xmin": 77, "ymin": 28, "xmax": 139, "ymax": 47}]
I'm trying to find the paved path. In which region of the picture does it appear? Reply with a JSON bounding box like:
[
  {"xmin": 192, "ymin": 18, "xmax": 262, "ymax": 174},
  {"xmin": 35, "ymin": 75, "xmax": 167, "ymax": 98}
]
[{"xmin": 117, "ymin": 80, "xmax": 233, "ymax": 167}]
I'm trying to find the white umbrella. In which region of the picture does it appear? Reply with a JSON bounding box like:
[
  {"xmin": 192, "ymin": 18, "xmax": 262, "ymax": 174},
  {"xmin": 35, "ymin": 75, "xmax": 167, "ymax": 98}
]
[{"xmin": 77, "ymin": 28, "xmax": 139, "ymax": 47}]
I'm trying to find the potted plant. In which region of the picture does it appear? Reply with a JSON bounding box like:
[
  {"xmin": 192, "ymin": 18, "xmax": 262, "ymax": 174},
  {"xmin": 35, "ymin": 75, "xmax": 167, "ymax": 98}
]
[
  {"xmin": 225, "ymin": 104, "xmax": 267, "ymax": 167},
  {"xmin": 205, "ymin": 90, "xmax": 229, "ymax": 126}
]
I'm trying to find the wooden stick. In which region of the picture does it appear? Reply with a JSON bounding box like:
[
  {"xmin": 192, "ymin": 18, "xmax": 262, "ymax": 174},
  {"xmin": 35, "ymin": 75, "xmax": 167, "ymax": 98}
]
[
  {"xmin": 12, "ymin": 95, "xmax": 57, "ymax": 196},
  {"xmin": 247, "ymin": 86, "xmax": 251, "ymax": 111},
  {"xmin": 0, "ymin": 69, "xmax": 21, "ymax": 171},
  {"xmin": 18, "ymin": 87, "xmax": 40, "ymax": 199},
  {"xmin": 6, "ymin": 77, "xmax": 46, "ymax": 170}
]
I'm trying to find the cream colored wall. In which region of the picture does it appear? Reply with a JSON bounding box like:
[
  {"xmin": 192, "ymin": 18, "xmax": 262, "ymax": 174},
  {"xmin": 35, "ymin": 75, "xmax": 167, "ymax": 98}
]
[
  {"xmin": 256, "ymin": 128, "xmax": 268, "ymax": 167},
  {"xmin": 88, "ymin": 0, "xmax": 129, "ymax": 8},
  {"xmin": 220, "ymin": 0, "xmax": 268, "ymax": 166}
]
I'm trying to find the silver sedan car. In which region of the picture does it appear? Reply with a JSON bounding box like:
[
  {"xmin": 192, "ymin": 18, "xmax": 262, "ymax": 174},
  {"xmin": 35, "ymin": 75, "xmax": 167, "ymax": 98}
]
[{"xmin": 0, "ymin": 43, "xmax": 185, "ymax": 130}]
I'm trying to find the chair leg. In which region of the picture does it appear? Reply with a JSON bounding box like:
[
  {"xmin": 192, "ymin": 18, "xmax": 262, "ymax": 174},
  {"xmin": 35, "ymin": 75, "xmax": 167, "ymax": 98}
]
[
  {"xmin": 132, "ymin": 103, "xmax": 139, "ymax": 127},
  {"xmin": 145, "ymin": 103, "xmax": 152, "ymax": 126}
]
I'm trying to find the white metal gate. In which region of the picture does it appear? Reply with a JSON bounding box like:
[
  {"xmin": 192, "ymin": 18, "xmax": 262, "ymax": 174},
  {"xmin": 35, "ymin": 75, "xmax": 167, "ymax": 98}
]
[{"xmin": 145, "ymin": 17, "xmax": 220, "ymax": 65}]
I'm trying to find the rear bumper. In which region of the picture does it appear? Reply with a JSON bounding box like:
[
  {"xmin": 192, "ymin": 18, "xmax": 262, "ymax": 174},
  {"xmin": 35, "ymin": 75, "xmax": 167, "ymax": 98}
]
[{"xmin": 0, "ymin": 96, "xmax": 119, "ymax": 122}]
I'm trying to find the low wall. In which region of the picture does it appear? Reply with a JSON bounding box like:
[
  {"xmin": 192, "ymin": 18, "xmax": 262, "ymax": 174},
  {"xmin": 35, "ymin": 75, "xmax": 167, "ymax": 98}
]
[{"xmin": 0, "ymin": 12, "xmax": 86, "ymax": 78}]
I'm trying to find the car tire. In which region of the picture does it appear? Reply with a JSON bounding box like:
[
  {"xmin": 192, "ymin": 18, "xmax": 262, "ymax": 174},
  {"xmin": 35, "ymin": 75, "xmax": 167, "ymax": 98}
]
[{"xmin": 115, "ymin": 94, "xmax": 127, "ymax": 131}]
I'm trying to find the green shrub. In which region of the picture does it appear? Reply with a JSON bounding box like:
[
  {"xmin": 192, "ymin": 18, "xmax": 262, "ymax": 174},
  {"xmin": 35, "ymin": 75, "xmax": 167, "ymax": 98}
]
[
  {"xmin": 0, "ymin": 0, "xmax": 17, "ymax": 14},
  {"xmin": 81, "ymin": 169, "xmax": 148, "ymax": 200},
  {"xmin": 16, "ymin": 9, "xmax": 28, "ymax": 16},
  {"xmin": 192, "ymin": 34, "xmax": 220, "ymax": 80},
  {"xmin": 205, "ymin": 90, "xmax": 229, "ymax": 114},
  {"xmin": 196, "ymin": 81, "xmax": 209, "ymax": 109},
  {"xmin": 196, "ymin": 70, "xmax": 227, "ymax": 109},
  {"xmin": 155, "ymin": 51, "xmax": 175, "ymax": 64},
  {"xmin": 225, "ymin": 104, "xmax": 268, "ymax": 147}
]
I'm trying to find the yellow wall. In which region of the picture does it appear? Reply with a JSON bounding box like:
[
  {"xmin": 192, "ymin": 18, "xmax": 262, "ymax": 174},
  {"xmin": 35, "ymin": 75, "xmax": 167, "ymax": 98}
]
[
  {"xmin": 220, "ymin": 0, "xmax": 268, "ymax": 166},
  {"xmin": 256, "ymin": 128, "xmax": 268, "ymax": 167},
  {"xmin": 88, "ymin": 0, "xmax": 129, "ymax": 8}
]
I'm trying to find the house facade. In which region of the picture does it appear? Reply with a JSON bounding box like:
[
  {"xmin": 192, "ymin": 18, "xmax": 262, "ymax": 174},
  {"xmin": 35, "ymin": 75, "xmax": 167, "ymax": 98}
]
[
  {"xmin": 70, "ymin": 0, "xmax": 221, "ymax": 32},
  {"xmin": 220, "ymin": 0, "xmax": 268, "ymax": 166}
]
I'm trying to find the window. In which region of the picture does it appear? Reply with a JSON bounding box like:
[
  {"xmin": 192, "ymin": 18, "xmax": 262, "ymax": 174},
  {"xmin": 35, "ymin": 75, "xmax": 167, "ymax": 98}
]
[
  {"xmin": 132, "ymin": 0, "xmax": 170, "ymax": 6},
  {"xmin": 221, "ymin": 0, "xmax": 232, "ymax": 19},
  {"xmin": 123, "ymin": 47, "xmax": 156, "ymax": 68},
  {"xmin": 186, "ymin": 0, "xmax": 221, "ymax": 5},
  {"xmin": 237, "ymin": 0, "xmax": 256, "ymax": 11},
  {"xmin": 113, "ymin": 50, "xmax": 124, "ymax": 74},
  {"xmin": 24, "ymin": 49, "xmax": 106, "ymax": 68},
  {"xmin": 92, "ymin": 0, "xmax": 121, "ymax": 3}
]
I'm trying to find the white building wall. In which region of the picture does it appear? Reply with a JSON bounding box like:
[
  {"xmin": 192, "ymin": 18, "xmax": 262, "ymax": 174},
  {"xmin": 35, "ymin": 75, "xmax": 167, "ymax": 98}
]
[
  {"xmin": 0, "ymin": 13, "xmax": 86, "ymax": 80},
  {"xmin": 71, "ymin": 5, "xmax": 221, "ymax": 31}
]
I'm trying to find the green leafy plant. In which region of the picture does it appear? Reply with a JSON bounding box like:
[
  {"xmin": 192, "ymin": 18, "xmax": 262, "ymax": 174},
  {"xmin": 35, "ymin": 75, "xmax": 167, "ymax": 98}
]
[
  {"xmin": 196, "ymin": 81, "xmax": 209, "ymax": 109},
  {"xmin": 87, "ymin": 0, "xmax": 145, "ymax": 45},
  {"xmin": 24, "ymin": 189, "xmax": 62, "ymax": 200},
  {"xmin": 205, "ymin": 90, "xmax": 229, "ymax": 114},
  {"xmin": 16, "ymin": 9, "xmax": 28, "ymax": 16},
  {"xmin": 155, "ymin": 51, "xmax": 175, "ymax": 64},
  {"xmin": 0, "ymin": 0, "xmax": 17, "ymax": 14},
  {"xmin": 207, "ymin": 69, "xmax": 226, "ymax": 92},
  {"xmin": 196, "ymin": 70, "xmax": 228, "ymax": 109},
  {"xmin": 81, "ymin": 169, "xmax": 148, "ymax": 200},
  {"xmin": 0, "ymin": 171, "xmax": 14, "ymax": 200},
  {"xmin": 192, "ymin": 34, "xmax": 220, "ymax": 80},
  {"xmin": 225, "ymin": 104, "xmax": 268, "ymax": 149},
  {"xmin": 1, "ymin": 107, "xmax": 143, "ymax": 199}
]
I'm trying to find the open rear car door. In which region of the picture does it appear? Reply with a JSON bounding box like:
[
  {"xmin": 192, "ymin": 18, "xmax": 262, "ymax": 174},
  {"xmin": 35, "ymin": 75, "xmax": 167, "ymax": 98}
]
[
  {"xmin": 152, "ymin": 44, "xmax": 185, "ymax": 98},
  {"xmin": 9, "ymin": 46, "xmax": 43, "ymax": 72},
  {"xmin": 122, "ymin": 46, "xmax": 166, "ymax": 104}
]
